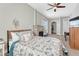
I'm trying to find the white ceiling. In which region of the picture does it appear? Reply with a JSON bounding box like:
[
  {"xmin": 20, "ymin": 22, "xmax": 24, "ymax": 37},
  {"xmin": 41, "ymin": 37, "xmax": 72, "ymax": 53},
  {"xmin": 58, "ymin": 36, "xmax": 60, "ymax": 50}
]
[{"xmin": 28, "ymin": 3, "xmax": 78, "ymax": 19}]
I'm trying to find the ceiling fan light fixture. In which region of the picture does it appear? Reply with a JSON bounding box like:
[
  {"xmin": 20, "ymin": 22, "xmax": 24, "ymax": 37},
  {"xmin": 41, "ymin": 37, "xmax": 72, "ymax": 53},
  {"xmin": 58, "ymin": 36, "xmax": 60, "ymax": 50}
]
[{"xmin": 54, "ymin": 9, "xmax": 56, "ymax": 12}]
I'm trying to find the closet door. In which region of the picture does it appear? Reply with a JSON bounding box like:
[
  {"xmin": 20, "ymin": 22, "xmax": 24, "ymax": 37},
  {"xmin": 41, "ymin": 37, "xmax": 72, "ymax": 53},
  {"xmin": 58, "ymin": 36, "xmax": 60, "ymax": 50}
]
[
  {"xmin": 69, "ymin": 28, "xmax": 75, "ymax": 49},
  {"xmin": 75, "ymin": 28, "xmax": 79, "ymax": 49}
]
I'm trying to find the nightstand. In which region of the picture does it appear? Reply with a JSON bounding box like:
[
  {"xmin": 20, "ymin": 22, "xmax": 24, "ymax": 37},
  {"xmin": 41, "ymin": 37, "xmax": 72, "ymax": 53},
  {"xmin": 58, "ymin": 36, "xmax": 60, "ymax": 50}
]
[{"xmin": 0, "ymin": 39, "xmax": 4, "ymax": 56}]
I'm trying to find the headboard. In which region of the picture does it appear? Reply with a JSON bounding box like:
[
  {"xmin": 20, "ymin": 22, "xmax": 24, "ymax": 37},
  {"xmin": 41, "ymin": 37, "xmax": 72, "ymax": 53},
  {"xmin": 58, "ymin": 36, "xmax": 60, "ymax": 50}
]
[{"xmin": 7, "ymin": 29, "xmax": 31, "ymax": 55}]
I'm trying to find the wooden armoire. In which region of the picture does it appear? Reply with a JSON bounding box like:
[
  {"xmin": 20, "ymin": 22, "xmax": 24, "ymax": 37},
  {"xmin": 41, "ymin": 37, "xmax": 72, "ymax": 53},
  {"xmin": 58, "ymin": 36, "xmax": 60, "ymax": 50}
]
[{"xmin": 69, "ymin": 16, "xmax": 79, "ymax": 50}]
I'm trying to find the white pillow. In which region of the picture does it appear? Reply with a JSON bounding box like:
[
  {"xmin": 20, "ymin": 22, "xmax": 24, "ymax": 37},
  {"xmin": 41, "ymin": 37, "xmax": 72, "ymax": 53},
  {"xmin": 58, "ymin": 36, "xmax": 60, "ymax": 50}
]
[
  {"xmin": 20, "ymin": 31, "xmax": 33, "ymax": 42},
  {"xmin": 11, "ymin": 32, "xmax": 20, "ymax": 42},
  {"xmin": 9, "ymin": 32, "xmax": 20, "ymax": 50}
]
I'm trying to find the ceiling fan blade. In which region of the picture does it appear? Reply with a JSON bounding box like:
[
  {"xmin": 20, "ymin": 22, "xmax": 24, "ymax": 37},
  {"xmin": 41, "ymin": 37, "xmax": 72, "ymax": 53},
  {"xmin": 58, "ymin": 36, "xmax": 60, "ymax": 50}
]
[
  {"xmin": 48, "ymin": 3, "xmax": 54, "ymax": 7},
  {"xmin": 57, "ymin": 3, "xmax": 61, "ymax": 5},
  {"xmin": 47, "ymin": 8, "xmax": 53, "ymax": 10},
  {"xmin": 57, "ymin": 6, "xmax": 65, "ymax": 8}
]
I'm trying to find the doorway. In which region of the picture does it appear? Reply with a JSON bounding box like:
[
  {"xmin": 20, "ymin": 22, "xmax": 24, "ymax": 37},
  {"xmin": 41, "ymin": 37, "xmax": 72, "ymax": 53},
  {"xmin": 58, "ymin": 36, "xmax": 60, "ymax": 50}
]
[{"xmin": 51, "ymin": 22, "xmax": 56, "ymax": 34}]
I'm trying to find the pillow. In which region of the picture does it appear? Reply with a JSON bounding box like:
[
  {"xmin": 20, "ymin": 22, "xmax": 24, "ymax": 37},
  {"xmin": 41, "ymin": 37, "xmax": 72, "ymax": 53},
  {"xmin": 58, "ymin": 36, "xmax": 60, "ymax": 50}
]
[
  {"xmin": 20, "ymin": 31, "xmax": 33, "ymax": 42},
  {"xmin": 9, "ymin": 32, "xmax": 20, "ymax": 50},
  {"xmin": 11, "ymin": 32, "xmax": 20, "ymax": 42}
]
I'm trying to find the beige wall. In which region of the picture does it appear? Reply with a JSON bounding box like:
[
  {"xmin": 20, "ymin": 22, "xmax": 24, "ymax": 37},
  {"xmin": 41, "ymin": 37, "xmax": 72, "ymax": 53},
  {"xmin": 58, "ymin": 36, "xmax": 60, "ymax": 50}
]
[
  {"xmin": 0, "ymin": 3, "xmax": 47, "ymax": 41},
  {"xmin": 37, "ymin": 12, "xmax": 46, "ymax": 25}
]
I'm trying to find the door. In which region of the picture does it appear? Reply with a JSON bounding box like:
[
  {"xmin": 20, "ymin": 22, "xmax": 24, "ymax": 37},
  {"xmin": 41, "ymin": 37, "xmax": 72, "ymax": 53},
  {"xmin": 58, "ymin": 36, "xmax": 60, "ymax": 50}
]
[{"xmin": 51, "ymin": 22, "xmax": 56, "ymax": 34}]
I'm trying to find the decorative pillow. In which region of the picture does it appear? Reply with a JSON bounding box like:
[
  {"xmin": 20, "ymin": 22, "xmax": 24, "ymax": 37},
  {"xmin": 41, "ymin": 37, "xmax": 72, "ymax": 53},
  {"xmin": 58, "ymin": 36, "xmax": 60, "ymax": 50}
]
[{"xmin": 20, "ymin": 31, "xmax": 33, "ymax": 42}]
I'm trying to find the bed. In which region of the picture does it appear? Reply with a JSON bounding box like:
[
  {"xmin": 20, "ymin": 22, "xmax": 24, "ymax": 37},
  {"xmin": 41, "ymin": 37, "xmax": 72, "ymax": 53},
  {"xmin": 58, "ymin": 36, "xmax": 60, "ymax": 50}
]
[{"xmin": 7, "ymin": 29, "xmax": 64, "ymax": 56}]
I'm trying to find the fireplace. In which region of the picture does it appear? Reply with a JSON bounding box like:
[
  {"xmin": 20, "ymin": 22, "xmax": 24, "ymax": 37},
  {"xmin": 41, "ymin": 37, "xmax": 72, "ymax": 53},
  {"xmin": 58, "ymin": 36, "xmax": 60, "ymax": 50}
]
[{"xmin": 39, "ymin": 31, "xmax": 43, "ymax": 36}]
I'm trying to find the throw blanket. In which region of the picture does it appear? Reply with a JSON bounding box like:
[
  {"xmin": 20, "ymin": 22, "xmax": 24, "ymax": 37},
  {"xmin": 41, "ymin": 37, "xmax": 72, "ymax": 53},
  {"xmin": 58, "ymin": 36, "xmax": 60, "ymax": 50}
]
[{"xmin": 9, "ymin": 40, "xmax": 19, "ymax": 56}]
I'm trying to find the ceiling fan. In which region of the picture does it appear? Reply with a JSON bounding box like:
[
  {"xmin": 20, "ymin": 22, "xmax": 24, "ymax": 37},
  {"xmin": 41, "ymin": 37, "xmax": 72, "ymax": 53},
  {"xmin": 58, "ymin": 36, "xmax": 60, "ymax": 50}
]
[{"xmin": 47, "ymin": 3, "xmax": 66, "ymax": 12}]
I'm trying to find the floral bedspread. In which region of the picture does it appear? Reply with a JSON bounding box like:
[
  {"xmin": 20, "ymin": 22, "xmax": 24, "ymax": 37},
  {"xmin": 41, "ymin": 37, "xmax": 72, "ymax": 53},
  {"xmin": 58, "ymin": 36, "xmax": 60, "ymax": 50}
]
[{"xmin": 13, "ymin": 36, "xmax": 63, "ymax": 56}]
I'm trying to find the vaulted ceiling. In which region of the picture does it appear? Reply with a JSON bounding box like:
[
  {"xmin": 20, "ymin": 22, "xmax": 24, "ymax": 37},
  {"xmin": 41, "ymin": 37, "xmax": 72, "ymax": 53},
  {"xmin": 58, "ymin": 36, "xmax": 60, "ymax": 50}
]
[{"xmin": 28, "ymin": 3, "xmax": 78, "ymax": 19}]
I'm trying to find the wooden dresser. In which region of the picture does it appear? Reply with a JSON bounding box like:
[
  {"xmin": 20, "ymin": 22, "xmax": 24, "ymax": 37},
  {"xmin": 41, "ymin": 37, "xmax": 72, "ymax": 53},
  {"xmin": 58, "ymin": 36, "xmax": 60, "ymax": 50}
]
[
  {"xmin": 69, "ymin": 27, "xmax": 79, "ymax": 49},
  {"xmin": 69, "ymin": 16, "xmax": 79, "ymax": 50}
]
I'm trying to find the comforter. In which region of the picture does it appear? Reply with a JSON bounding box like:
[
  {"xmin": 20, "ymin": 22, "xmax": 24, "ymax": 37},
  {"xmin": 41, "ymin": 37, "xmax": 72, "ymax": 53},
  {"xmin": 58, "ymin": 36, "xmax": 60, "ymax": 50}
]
[{"xmin": 13, "ymin": 36, "xmax": 63, "ymax": 56}]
